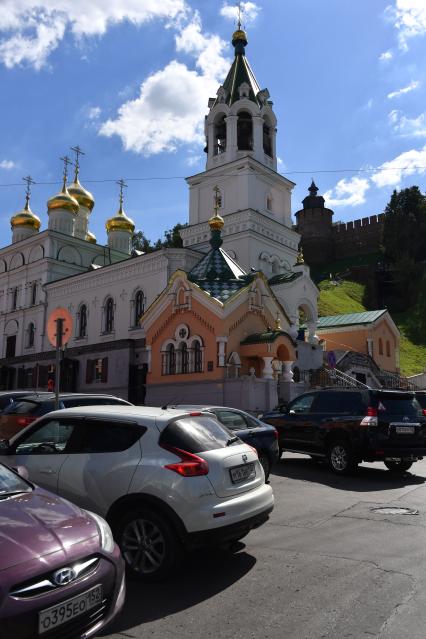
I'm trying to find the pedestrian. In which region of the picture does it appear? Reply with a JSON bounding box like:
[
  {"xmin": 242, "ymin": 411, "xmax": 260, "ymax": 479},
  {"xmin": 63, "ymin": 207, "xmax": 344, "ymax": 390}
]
[{"xmin": 47, "ymin": 378, "xmax": 54, "ymax": 392}]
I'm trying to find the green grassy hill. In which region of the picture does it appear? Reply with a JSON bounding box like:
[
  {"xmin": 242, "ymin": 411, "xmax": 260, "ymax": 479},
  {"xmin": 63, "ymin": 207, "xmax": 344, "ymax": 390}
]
[{"xmin": 317, "ymin": 279, "xmax": 426, "ymax": 377}]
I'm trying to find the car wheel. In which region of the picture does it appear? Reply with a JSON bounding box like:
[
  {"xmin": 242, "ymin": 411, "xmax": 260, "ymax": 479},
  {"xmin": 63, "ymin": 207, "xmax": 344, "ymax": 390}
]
[
  {"xmin": 258, "ymin": 453, "xmax": 270, "ymax": 480},
  {"xmin": 116, "ymin": 508, "xmax": 181, "ymax": 582},
  {"xmin": 384, "ymin": 460, "xmax": 413, "ymax": 473},
  {"xmin": 328, "ymin": 440, "xmax": 357, "ymax": 475}
]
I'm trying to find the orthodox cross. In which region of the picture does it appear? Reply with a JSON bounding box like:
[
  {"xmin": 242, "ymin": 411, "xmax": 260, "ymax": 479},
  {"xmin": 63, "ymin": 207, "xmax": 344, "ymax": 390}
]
[
  {"xmin": 22, "ymin": 175, "xmax": 35, "ymax": 209},
  {"xmin": 213, "ymin": 185, "xmax": 221, "ymax": 216},
  {"xmin": 117, "ymin": 178, "xmax": 127, "ymax": 212},
  {"xmin": 237, "ymin": 1, "xmax": 242, "ymax": 30},
  {"xmin": 59, "ymin": 155, "xmax": 72, "ymax": 190},
  {"xmin": 70, "ymin": 145, "xmax": 85, "ymax": 181}
]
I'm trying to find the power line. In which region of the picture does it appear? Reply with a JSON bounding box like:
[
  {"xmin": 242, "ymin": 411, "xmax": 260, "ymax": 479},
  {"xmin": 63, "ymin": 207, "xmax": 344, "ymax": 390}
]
[{"xmin": 1, "ymin": 164, "xmax": 426, "ymax": 188}]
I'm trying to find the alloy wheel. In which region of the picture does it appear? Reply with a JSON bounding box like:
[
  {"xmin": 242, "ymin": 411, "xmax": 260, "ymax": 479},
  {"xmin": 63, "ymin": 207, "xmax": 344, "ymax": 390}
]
[
  {"xmin": 121, "ymin": 518, "xmax": 166, "ymax": 574},
  {"xmin": 330, "ymin": 444, "xmax": 348, "ymax": 472}
]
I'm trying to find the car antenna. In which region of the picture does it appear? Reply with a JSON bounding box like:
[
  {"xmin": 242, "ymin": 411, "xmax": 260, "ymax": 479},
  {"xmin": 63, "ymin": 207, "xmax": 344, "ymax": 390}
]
[{"xmin": 161, "ymin": 396, "xmax": 180, "ymax": 410}]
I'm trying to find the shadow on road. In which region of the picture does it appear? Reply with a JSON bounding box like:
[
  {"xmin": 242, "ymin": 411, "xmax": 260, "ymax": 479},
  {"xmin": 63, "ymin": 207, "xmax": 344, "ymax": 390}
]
[
  {"xmin": 271, "ymin": 456, "xmax": 426, "ymax": 492},
  {"xmin": 100, "ymin": 546, "xmax": 256, "ymax": 634}
]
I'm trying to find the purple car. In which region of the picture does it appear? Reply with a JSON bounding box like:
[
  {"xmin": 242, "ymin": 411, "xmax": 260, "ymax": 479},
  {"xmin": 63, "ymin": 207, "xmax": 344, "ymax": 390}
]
[{"xmin": 0, "ymin": 463, "xmax": 125, "ymax": 638}]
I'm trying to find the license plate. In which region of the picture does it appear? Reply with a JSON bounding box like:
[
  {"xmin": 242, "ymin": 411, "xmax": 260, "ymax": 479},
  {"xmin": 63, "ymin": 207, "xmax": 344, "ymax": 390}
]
[
  {"xmin": 230, "ymin": 462, "xmax": 255, "ymax": 484},
  {"xmin": 395, "ymin": 426, "xmax": 415, "ymax": 435},
  {"xmin": 38, "ymin": 584, "xmax": 103, "ymax": 635}
]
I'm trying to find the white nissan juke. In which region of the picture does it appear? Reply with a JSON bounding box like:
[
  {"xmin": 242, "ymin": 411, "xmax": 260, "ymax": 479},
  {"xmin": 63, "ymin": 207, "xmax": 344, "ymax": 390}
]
[{"xmin": 0, "ymin": 406, "xmax": 274, "ymax": 581}]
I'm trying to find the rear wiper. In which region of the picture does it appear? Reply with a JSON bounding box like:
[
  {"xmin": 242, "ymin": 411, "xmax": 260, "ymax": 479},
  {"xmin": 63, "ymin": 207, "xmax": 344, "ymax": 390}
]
[{"xmin": 226, "ymin": 436, "xmax": 239, "ymax": 446}]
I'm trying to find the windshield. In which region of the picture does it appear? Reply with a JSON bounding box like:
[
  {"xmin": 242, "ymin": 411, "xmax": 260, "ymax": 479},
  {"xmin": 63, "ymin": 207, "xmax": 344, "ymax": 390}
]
[
  {"xmin": 373, "ymin": 394, "xmax": 422, "ymax": 416},
  {"xmin": 0, "ymin": 464, "xmax": 31, "ymax": 497},
  {"xmin": 160, "ymin": 416, "xmax": 238, "ymax": 453},
  {"xmin": 1, "ymin": 400, "xmax": 40, "ymax": 415}
]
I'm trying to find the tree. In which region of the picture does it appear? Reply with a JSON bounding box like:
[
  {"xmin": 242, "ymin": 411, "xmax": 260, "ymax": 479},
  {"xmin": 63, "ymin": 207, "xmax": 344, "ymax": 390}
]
[
  {"xmin": 383, "ymin": 186, "xmax": 426, "ymax": 263},
  {"xmin": 132, "ymin": 223, "xmax": 186, "ymax": 254},
  {"xmin": 132, "ymin": 230, "xmax": 154, "ymax": 253}
]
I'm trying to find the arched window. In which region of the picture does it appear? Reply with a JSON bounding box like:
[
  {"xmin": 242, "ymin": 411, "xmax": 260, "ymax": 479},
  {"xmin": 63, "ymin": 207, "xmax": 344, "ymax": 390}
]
[
  {"xmin": 193, "ymin": 340, "xmax": 202, "ymax": 373},
  {"xmin": 167, "ymin": 344, "xmax": 176, "ymax": 375},
  {"xmin": 79, "ymin": 304, "xmax": 87, "ymax": 338},
  {"xmin": 31, "ymin": 282, "xmax": 37, "ymax": 306},
  {"xmin": 237, "ymin": 111, "xmax": 253, "ymax": 151},
  {"xmin": 263, "ymin": 121, "xmax": 273, "ymax": 157},
  {"xmin": 386, "ymin": 340, "xmax": 391, "ymax": 357},
  {"xmin": 378, "ymin": 338, "xmax": 383, "ymax": 355},
  {"xmin": 266, "ymin": 195, "xmax": 273, "ymax": 211},
  {"xmin": 105, "ymin": 298, "xmax": 114, "ymax": 333},
  {"xmin": 179, "ymin": 342, "xmax": 189, "ymax": 374},
  {"xmin": 214, "ymin": 114, "xmax": 227, "ymax": 155},
  {"xmin": 134, "ymin": 290, "xmax": 145, "ymax": 326},
  {"xmin": 12, "ymin": 288, "xmax": 18, "ymax": 311},
  {"xmin": 27, "ymin": 322, "xmax": 35, "ymax": 348}
]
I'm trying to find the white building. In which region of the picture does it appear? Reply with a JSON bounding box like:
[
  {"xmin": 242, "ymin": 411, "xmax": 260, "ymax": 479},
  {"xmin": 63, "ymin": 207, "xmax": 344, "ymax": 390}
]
[{"xmin": 0, "ymin": 27, "xmax": 321, "ymax": 406}]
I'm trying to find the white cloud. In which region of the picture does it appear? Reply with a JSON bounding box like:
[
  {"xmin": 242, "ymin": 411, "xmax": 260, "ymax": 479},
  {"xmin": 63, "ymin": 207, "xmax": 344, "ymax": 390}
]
[
  {"xmin": 220, "ymin": 2, "xmax": 260, "ymax": 24},
  {"xmin": 387, "ymin": 80, "xmax": 420, "ymax": 99},
  {"xmin": 100, "ymin": 13, "xmax": 230, "ymax": 155},
  {"xmin": 379, "ymin": 50, "xmax": 393, "ymax": 61},
  {"xmin": 371, "ymin": 146, "xmax": 426, "ymax": 187},
  {"xmin": 0, "ymin": 0, "xmax": 186, "ymax": 69},
  {"xmin": 185, "ymin": 154, "xmax": 202, "ymax": 167},
  {"xmin": 389, "ymin": 109, "xmax": 426, "ymax": 137},
  {"xmin": 324, "ymin": 177, "xmax": 370, "ymax": 207},
  {"xmin": 87, "ymin": 106, "xmax": 101, "ymax": 120},
  {"xmin": 386, "ymin": 0, "xmax": 426, "ymax": 50},
  {"xmin": 0, "ymin": 160, "xmax": 15, "ymax": 170}
]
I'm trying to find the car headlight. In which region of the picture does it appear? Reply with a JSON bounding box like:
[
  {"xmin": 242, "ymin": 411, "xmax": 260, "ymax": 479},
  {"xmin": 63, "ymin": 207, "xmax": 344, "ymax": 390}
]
[{"xmin": 86, "ymin": 511, "xmax": 115, "ymax": 554}]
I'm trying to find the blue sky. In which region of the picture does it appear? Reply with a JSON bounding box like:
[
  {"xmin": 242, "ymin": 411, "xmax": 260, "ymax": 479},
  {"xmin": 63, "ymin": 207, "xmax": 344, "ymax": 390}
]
[{"xmin": 1, "ymin": 0, "xmax": 426, "ymax": 247}]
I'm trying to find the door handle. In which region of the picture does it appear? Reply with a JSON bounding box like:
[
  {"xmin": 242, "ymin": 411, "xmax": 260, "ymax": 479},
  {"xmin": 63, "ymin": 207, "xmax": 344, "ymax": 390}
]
[{"xmin": 40, "ymin": 468, "xmax": 55, "ymax": 475}]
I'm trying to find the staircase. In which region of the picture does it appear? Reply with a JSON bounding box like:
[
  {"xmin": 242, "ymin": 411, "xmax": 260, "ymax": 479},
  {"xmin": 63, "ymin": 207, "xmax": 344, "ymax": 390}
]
[{"xmin": 299, "ymin": 366, "xmax": 418, "ymax": 391}]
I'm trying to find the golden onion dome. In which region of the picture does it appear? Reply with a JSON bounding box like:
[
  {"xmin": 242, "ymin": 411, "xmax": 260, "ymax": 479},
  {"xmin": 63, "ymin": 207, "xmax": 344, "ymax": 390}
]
[
  {"xmin": 86, "ymin": 230, "xmax": 97, "ymax": 243},
  {"xmin": 47, "ymin": 185, "xmax": 79, "ymax": 215},
  {"xmin": 208, "ymin": 213, "xmax": 225, "ymax": 231},
  {"xmin": 68, "ymin": 177, "xmax": 95, "ymax": 212},
  {"xmin": 232, "ymin": 29, "xmax": 248, "ymax": 46},
  {"xmin": 10, "ymin": 203, "xmax": 41, "ymax": 230},
  {"xmin": 105, "ymin": 205, "xmax": 135, "ymax": 234}
]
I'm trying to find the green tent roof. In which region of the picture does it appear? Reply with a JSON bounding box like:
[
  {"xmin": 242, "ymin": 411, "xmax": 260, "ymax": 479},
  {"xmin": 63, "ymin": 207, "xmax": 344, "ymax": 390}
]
[
  {"xmin": 240, "ymin": 330, "xmax": 293, "ymax": 345},
  {"xmin": 316, "ymin": 310, "xmax": 388, "ymax": 329}
]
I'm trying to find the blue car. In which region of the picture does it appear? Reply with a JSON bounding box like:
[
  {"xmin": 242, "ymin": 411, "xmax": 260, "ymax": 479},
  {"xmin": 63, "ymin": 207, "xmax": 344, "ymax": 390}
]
[{"xmin": 173, "ymin": 405, "xmax": 279, "ymax": 480}]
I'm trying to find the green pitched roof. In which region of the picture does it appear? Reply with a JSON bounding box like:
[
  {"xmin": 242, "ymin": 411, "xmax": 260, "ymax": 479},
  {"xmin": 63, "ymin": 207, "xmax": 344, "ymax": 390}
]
[
  {"xmin": 219, "ymin": 53, "xmax": 261, "ymax": 106},
  {"xmin": 269, "ymin": 271, "xmax": 302, "ymax": 286},
  {"xmin": 187, "ymin": 225, "xmax": 253, "ymax": 303},
  {"xmin": 241, "ymin": 330, "xmax": 292, "ymax": 345},
  {"xmin": 316, "ymin": 310, "xmax": 388, "ymax": 329}
]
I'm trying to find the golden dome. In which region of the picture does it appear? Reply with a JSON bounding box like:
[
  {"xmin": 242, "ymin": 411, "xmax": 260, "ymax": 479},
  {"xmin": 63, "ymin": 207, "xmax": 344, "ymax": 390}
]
[
  {"xmin": 47, "ymin": 185, "xmax": 79, "ymax": 215},
  {"xmin": 68, "ymin": 177, "xmax": 95, "ymax": 211},
  {"xmin": 11, "ymin": 203, "xmax": 41, "ymax": 230},
  {"xmin": 86, "ymin": 230, "xmax": 97, "ymax": 243},
  {"xmin": 105, "ymin": 205, "xmax": 135, "ymax": 234},
  {"xmin": 208, "ymin": 213, "xmax": 225, "ymax": 231},
  {"xmin": 232, "ymin": 29, "xmax": 248, "ymax": 45}
]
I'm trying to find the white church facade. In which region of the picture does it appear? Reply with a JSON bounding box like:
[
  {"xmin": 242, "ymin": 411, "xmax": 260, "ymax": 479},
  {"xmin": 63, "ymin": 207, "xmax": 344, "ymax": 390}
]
[{"xmin": 0, "ymin": 27, "xmax": 322, "ymax": 409}]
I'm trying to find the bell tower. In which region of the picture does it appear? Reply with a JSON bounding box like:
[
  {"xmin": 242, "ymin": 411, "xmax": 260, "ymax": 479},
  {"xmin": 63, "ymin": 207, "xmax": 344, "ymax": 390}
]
[{"xmin": 181, "ymin": 27, "xmax": 300, "ymax": 274}]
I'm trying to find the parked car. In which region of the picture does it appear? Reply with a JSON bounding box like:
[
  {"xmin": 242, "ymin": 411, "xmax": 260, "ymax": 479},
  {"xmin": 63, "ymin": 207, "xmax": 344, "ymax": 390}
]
[
  {"xmin": 0, "ymin": 462, "xmax": 125, "ymax": 638},
  {"xmin": 0, "ymin": 406, "xmax": 274, "ymax": 581},
  {"xmin": 262, "ymin": 388, "xmax": 426, "ymax": 475},
  {"xmin": 172, "ymin": 405, "xmax": 279, "ymax": 480},
  {"xmin": 0, "ymin": 393, "xmax": 132, "ymax": 439},
  {"xmin": 0, "ymin": 391, "xmax": 50, "ymax": 413},
  {"xmin": 414, "ymin": 391, "xmax": 426, "ymax": 412}
]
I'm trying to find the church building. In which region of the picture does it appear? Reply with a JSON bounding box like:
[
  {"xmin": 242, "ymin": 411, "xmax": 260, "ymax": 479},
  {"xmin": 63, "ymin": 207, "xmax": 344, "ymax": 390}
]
[{"xmin": 0, "ymin": 27, "xmax": 322, "ymax": 411}]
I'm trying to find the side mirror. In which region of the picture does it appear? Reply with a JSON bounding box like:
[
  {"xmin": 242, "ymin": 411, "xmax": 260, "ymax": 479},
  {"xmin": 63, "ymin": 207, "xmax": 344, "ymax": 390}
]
[
  {"xmin": 0, "ymin": 439, "xmax": 10, "ymax": 452},
  {"xmin": 13, "ymin": 465, "xmax": 29, "ymax": 480}
]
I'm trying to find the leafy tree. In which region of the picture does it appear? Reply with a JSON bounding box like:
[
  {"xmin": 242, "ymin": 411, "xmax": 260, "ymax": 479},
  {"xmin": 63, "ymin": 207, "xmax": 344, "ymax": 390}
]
[
  {"xmin": 132, "ymin": 223, "xmax": 186, "ymax": 253},
  {"xmin": 383, "ymin": 186, "xmax": 426, "ymax": 263}
]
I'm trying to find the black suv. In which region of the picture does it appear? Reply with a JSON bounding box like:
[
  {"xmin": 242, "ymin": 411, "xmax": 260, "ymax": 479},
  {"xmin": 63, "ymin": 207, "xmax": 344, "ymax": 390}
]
[{"xmin": 262, "ymin": 389, "xmax": 426, "ymax": 474}]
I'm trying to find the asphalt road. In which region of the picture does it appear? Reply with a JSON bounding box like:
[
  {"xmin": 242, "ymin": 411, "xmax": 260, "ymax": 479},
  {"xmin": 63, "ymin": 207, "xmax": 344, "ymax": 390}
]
[{"xmin": 101, "ymin": 454, "xmax": 426, "ymax": 639}]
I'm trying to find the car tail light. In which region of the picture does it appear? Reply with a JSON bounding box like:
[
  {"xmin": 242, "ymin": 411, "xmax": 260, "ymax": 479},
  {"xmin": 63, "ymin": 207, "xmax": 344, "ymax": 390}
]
[
  {"xmin": 422, "ymin": 409, "xmax": 426, "ymax": 416},
  {"xmin": 189, "ymin": 412, "xmax": 202, "ymax": 416},
  {"xmin": 360, "ymin": 412, "xmax": 378, "ymax": 427},
  {"xmin": 273, "ymin": 428, "xmax": 278, "ymax": 440},
  {"xmin": 17, "ymin": 417, "xmax": 36, "ymax": 428},
  {"xmin": 162, "ymin": 445, "xmax": 209, "ymax": 477}
]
